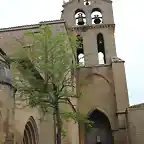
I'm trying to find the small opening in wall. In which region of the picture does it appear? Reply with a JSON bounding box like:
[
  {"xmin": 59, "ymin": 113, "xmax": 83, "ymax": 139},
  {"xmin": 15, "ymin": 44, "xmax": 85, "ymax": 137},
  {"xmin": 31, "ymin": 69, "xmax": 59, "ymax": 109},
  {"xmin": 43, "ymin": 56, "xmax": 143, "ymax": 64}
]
[
  {"xmin": 76, "ymin": 35, "xmax": 85, "ymax": 66},
  {"xmin": 84, "ymin": 0, "xmax": 91, "ymax": 6},
  {"xmin": 91, "ymin": 8, "xmax": 103, "ymax": 24},
  {"xmin": 75, "ymin": 9, "xmax": 86, "ymax": 26},
  {"xmin": 97, "ymin": 33, "xmax": 106, "ymax": 64},
  {"xmin": 77, "ymin": 48, "xmax": 85, "ymax": 66},
  {"xmin": 98, "ymin": 52, "xmax": 104, "ymax": 64},
  {"xmin": 78, "ymin": 53, "xmax": 85, "ymax": 66},
  {"xmin": 77, "ymin": 35, "xmax": 83, "ymax": 48}
]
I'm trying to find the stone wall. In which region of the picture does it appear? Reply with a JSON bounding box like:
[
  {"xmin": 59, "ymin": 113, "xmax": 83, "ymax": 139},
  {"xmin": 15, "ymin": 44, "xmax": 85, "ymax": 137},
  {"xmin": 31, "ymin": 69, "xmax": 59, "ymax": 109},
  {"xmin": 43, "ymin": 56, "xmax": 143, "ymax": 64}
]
[{"xmin": 128, "ymin": 106, "xmax": 144, "ymax": 144}]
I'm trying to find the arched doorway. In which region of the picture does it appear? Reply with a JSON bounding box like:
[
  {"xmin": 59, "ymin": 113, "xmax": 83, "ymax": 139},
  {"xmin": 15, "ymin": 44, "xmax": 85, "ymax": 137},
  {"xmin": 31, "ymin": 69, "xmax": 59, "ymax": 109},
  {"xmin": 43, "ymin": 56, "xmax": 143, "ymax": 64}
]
[
  {"xmin": 22, "ymin": 116, "xmax": 39, "ymax": 144},
  {"xmin": 85, "ymin": 109, "xmax": 113, "ymax": 144}
]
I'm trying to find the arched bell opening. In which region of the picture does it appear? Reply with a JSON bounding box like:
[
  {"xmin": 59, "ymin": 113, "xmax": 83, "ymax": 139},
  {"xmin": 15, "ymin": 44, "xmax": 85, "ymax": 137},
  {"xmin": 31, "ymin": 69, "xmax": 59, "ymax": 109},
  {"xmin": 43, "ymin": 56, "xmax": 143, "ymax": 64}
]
[
  {"xmin": 76, "ymin": 35, "xmax": 85, "ymax": 66},
  {"xmin": 91, "ymin": 8, "xmax": 103, "ymax": 25},
  {"xmin": 22, "ymin": 116, "xmax": 39, "ymax": 144},
  {"xmin": 75, "ymin": 9, "xmax": 86, "ymax": 26},
  {"xmin": 84, "ymin": 0, "xmax": 91, "ymax": 6},
  {"xmin": 97, "ymin": 33, "xmax": 106, "ymax": 64},
  {"xmin": 85, "ymin": 109, "xmax": 113, "ymax": 144}
]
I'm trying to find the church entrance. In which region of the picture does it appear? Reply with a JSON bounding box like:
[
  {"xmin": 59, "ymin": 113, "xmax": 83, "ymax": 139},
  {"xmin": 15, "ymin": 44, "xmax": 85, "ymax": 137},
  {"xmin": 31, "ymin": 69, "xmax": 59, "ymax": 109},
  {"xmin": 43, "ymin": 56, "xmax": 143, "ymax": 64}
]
[{"xmin": 85, "ymin": 109, "xmax": 113, "ymax": 144}]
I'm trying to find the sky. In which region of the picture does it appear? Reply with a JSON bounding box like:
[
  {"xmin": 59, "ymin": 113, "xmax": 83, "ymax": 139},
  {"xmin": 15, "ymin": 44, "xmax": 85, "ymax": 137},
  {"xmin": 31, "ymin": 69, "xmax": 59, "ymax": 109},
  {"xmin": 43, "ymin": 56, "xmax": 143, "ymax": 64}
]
[{"xmin": 0, "ymin": 0, "xmax": 144, "ymax": 105}]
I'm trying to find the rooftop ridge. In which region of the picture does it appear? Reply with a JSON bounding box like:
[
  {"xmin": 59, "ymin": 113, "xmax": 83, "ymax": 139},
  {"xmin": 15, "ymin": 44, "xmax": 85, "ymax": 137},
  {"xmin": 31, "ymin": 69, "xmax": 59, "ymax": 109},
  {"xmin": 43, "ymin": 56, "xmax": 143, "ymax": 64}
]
[
  {"xmin": 0, "ymin": 19, "xmax": 65, "ymax": 32},
  {"xmin": 62, "ymin": 0, "xmax": 112, "ymax": 7},
  {"xmin": 129, "ymin": 103, "xmax": 144, "ymax": 108}
]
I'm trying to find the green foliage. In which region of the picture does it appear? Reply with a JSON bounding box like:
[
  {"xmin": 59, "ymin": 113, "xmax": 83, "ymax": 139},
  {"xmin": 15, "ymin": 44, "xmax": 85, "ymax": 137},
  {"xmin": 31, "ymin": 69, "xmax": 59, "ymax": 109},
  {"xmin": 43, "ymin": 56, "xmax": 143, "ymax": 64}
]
[
  {"xmin": 10, "ymin": 25, "xmax": 75, "ymax": 107},
  {"xmin": 60, "ymin": 110, "xmax": 93, "ymax": 131},
  {"xmin": 9, "ymin": 25, "xmax": 91, "ymax": 143}
]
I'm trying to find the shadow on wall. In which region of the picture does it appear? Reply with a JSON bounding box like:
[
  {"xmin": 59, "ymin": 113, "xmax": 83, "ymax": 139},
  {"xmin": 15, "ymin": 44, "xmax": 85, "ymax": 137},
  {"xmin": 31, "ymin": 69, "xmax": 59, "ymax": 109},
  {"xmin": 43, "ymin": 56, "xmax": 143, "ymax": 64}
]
[{"xmin": 85, "ymin": 109, "xmax": 113, "ymax": 144}]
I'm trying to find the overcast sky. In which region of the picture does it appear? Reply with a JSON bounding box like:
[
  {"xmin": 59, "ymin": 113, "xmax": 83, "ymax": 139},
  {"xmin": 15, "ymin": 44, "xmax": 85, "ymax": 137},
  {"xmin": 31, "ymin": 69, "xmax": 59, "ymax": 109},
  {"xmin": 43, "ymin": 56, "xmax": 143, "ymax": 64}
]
[{"xmin": 0, "ymin": 0, "xmax": 143, "ymax": 105}]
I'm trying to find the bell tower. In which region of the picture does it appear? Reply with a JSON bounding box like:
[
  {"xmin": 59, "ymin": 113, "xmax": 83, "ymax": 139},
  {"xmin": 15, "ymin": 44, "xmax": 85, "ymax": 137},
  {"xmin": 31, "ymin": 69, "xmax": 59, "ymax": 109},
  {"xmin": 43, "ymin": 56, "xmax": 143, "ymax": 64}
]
[
  {"xmin": 61, "ymin": 0, "xmax": 117, "ymax": 66},
  {"xmin": 62, "ymin": 0, "xmax": 130, "ymax": 144}
]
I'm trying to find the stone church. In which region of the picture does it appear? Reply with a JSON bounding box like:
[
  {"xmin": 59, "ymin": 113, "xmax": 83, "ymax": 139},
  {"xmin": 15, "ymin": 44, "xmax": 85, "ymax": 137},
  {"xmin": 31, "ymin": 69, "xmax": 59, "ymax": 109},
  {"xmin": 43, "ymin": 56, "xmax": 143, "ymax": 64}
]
[{"xmin": 0, "ymin": 0, "xmax": 143, "ymax": 144}]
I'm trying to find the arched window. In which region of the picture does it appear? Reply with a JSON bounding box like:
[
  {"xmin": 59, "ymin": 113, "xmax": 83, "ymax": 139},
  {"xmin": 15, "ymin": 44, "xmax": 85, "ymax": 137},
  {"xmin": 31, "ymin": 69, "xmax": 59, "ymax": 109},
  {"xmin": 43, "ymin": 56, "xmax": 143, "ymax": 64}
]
[
  {"xmin": 76, "ymin": 35, "xmax": 85, "ymax": 66},
  {"xmin": 97, "ymin": 33, "xmax": 106, "ymax": 64},
  {"xmin": 91, "ymin": 8, "xmax": 103, "ymax": 24},
  {"xmin": 75, "ymin": 9, "xmax": 86, "ymax": 26},
  {"xmin": 23, "ymin": 116, "xmax": 39, "ymax": 144}
]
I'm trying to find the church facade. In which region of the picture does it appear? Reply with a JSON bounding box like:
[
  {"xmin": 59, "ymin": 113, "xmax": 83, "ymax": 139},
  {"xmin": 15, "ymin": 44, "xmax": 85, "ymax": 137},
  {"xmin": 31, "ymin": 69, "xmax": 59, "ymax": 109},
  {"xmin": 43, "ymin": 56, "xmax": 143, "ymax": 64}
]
[{"xmin": 0, "ymin": 0, "xmax": 143, "ymax": 144}]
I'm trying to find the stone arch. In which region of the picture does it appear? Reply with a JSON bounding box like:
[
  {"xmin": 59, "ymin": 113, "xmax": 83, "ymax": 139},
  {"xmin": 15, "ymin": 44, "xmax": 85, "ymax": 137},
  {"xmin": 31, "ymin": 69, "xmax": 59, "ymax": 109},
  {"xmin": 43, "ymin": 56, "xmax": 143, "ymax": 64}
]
[
  {"xmin": 87, "ymin": 107, "xmax": 109, "ymax": 122},
  {"xmin": 82, "ymin": 72, "xmax": 114, "ymax": 92},
  {"xmin": 22, "ymin": 116, "xmax": 39, "ymax": 144},
  {"xmin": 85, "ymin": 109, "xmax": 113, "ymax": 144}
]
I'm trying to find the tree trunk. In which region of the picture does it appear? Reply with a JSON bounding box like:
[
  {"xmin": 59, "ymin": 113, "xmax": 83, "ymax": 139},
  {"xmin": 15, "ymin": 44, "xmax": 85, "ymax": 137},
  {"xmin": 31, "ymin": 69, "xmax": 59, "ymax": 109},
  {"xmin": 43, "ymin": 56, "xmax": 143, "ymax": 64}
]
[
  {"xmin": 55, "ymin": 105, "xmax": 62, "ymax": 144},
  {"xmin": 53, "ymin": 113, "xmax": 56, "ymax": 144}
]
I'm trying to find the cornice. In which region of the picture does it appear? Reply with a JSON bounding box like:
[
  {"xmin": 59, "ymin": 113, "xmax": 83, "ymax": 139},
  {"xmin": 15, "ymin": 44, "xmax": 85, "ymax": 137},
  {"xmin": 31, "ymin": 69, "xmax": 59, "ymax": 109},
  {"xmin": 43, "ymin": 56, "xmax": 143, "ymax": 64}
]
[
  {"xmin": 111, "ymin": 57, "xmax": 125, "ymax": 63},
  {"xmin": 129, "ymin": 103, "xmax": 144, "ymax": 109},
  {"xmin": 69, "ymin": 24, "xmax": 115, "ymax": 31},
  {"xmin": 0, "ymin": 20, "xmax": 65, "ymax": 33}
]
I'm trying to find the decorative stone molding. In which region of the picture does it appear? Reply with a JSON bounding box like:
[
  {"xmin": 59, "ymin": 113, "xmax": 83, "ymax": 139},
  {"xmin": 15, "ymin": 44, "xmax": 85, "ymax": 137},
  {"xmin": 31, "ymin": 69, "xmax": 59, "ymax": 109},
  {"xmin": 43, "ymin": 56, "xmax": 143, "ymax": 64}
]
[
  {"xmin": 111, "ymin": 56, "xmax": 125, "ymax": 63},
  {"xmin": 0, "ymin": 20, "xmax": 65, "ymax": 32},
  {"xmin": 69, "ymin": 24, "xmax": 115, "ymax": 32}
]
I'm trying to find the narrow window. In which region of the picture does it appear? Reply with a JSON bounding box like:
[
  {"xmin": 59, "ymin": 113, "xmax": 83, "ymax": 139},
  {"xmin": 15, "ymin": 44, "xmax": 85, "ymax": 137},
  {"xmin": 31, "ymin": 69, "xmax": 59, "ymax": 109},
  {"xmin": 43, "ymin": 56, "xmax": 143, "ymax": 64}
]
[
  {"xmin": 76, "ymin": 35, "xmax": 85, "ymax": 66},
  {"xmin": 97, "ymin": 33, "xmax": 106, "ymax": 64}
]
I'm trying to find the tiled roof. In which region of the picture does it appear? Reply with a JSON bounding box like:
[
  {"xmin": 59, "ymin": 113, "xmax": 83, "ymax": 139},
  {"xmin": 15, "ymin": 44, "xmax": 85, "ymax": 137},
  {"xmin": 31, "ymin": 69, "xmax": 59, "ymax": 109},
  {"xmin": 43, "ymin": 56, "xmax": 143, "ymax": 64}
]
[
  {"xmin": 0, "ymin": 19, "xmax": 65, "ymax": 32},
  {"xmin": 129, "ymin": 103, "xmax": 144, "ymax": 108}
]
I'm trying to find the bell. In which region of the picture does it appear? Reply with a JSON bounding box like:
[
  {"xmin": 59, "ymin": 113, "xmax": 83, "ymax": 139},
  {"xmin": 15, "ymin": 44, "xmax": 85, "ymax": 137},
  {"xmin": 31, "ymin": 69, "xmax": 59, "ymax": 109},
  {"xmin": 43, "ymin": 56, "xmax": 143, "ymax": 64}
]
[
  {"xmin": 85, "ymin": 0, "xmax": 89, "ymax": 5},
  {"xmin": 86, "ymin": 2, "xmax": 89, "ymax": 5},
  {"xmin": 77, "ymin": 13, "xmax": 85, "ymax": 25},
  {"xmin": 93, "ymin": 15, "xmax": 101, "ymax": 24}
]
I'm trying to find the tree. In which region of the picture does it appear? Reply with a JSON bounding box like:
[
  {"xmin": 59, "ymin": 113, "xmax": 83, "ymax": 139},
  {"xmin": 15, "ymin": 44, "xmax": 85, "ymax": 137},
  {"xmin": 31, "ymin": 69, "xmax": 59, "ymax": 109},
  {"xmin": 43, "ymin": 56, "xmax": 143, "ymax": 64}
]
[{"xmin": 9, "ymin": 25, "xmax": 91, "ymax": 144}]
